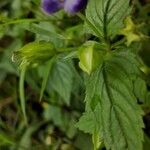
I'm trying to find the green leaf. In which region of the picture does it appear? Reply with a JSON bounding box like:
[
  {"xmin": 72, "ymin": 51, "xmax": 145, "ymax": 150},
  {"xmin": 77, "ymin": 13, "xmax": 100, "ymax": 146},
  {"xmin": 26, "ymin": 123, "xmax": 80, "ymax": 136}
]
[
  {"xmin": 49, "ymin": 61, "xmax": 73, "ymax": 105},
  {"xmin": 86, "ymin": 0, "xmax": 131, "ymax": 39},
  {"xmin": 19, "ymin": 126, "xmax": 36, "ymax": 150},
  {"xmin": 22, "ymin": 23, "xmax": 65, "ymax": 47},
  {"xmin": 18, "ymin": 123, "xmax": 43, "ymax": 150},
  {"xmin": 78, "ymin": 51, "xmax": 144, "ymax": 150},
  {"xmin": 39, "ymin": 58, "xmax": 55, "ymax": 101},
  {"xmin": 43, "ymin": 104, "xmax": 63, "ymax": 126}
]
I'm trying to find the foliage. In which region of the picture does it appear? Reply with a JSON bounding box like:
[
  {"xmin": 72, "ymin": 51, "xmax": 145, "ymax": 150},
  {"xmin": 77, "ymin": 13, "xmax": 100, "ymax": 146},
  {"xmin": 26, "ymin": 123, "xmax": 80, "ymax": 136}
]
[{"xmin": 0, "ymin": 0, "xmax": 150, "ymax": 150}]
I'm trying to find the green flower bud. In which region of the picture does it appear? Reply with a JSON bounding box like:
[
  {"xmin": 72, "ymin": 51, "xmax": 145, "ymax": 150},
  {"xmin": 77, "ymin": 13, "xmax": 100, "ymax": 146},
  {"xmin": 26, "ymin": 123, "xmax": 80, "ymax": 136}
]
[
  {"xmin": 78, "ymin": 41, "xmax": 104, "ymax": 74},
  {"xmin": 12, "ymin": 41, "xmax": 56, "ymax": 68}
]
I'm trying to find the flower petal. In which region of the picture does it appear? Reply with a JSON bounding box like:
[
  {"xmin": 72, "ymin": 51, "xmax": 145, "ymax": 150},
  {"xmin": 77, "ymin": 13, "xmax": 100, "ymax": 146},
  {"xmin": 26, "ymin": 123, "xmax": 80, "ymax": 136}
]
[
  {"xmin": 42, "ymin": 0, "xmax": 64, "ymax": 14},
  {"xmin": 64, "ymin": 0, "xmax": 88, "ymax": 13}
]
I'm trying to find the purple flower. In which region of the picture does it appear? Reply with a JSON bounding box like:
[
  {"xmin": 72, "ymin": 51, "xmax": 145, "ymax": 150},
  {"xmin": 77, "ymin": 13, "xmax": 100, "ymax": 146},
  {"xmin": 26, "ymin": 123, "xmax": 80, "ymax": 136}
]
[
  {"xmin": 64, "ymin": 0, "xmax": 87, "ymax": 13},
  {"xmin": 42, "ymin": 0, "xmax": 64, "ymax": 14},
  {"xmin": 41, "ymin": 0, "xmax": 88, "ymax": 14}
]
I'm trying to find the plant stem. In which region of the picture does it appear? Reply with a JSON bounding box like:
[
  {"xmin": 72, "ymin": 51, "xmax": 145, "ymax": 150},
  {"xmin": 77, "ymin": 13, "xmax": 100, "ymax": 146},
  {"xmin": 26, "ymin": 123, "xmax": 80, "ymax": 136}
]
[{"xmin": 19, "ymin": 65, "xmax": 28, "ymax": 125}]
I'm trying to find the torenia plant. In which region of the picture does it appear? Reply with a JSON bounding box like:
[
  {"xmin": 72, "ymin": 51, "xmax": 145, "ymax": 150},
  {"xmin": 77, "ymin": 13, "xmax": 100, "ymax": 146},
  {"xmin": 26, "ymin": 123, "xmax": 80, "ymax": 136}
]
[{"xmin": 13, "ymin": 0, "xmax": 150, "ymax": 150}]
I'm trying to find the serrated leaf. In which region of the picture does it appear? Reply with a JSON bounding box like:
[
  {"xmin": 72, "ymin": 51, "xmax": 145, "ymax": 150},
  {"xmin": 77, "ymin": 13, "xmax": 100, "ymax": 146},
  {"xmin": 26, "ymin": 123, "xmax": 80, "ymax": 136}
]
[
  {"xmin": 49, "ymin": 61, "xmax": 73, "ymax": 105},
  {"xmin": 81, "ymin": 51, "xmax": 144, "ymax": 150},
  {"xmin": 86, "ymin": 0, "xmax": 131, "ymax": 39}
]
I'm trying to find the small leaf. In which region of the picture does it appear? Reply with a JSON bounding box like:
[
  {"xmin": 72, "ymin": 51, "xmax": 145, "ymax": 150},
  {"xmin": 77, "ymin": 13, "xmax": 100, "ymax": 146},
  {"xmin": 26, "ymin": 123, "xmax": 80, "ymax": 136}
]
[{"xmin": 39, "ymin": 58, "xmax": 55, "ymax": 101}]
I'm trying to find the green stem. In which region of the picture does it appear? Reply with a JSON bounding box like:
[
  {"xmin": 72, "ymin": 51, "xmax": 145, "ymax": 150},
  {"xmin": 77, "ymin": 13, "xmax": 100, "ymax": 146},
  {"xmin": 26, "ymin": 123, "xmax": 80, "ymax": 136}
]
[
  {"xmin": 57, "ymin": 47, "xmax": 77, "ymax": 53},
  {"xmin": 111, "ymin": 38, "xmax": 126, "ymax": 49},
  {"xmin": 19, "ymin": 65, "xmax": 27, "ymax": 125},
  {"xmin": 1, "ymin": 18, "xmax": 50, "ymax": 26}
]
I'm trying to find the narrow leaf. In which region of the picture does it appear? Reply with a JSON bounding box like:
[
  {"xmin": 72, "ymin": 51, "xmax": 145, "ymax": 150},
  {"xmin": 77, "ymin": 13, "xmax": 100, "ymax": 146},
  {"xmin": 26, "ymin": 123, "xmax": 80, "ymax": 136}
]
[{"xmin": 39, "ymin": 58, "xmax": 55, "ymax": 101}]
